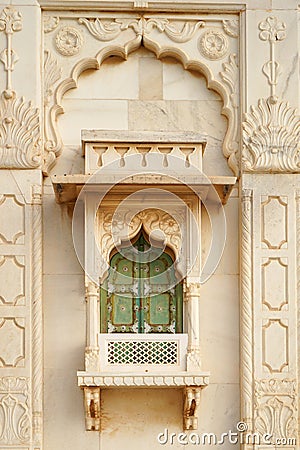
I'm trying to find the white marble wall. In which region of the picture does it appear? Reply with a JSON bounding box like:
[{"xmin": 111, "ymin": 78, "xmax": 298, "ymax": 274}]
[{"xmin": 43, "ymin": 39, "xmax": 239, "ymax": 450}]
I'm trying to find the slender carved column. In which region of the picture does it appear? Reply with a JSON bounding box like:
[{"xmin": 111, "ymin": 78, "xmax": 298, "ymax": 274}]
[
  {"xmin": 184, "ymin": 282, "xmax": 201, "ymax": 371},
  {"xmin": 240, "ymin": 189, "xmax": 253, "ymax": 434},
  {"xmin": 85, "ymin": 281, "xmax": 100, "ymax": 372},
  {"xmin": 31, "ymin": 184, "xmax": 43, "ymax": 448}
]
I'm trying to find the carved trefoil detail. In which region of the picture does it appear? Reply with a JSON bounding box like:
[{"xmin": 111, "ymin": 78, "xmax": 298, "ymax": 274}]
[{"xmin": 0, "ymin": 377, "xmax": 31, "ymax": 445}]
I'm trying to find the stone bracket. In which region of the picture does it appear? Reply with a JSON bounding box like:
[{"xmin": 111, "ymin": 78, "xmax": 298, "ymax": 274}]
[
  {"xmin": 82, "ymin": 384, "xmax": 205, "ymax": 432},
  {"xmin": 184, "ymin": 386, "xmax": 201, "ymax": 430},
  {"xmin": 84, "ymin": 386, "xmax": 100, "ymax": 431}
]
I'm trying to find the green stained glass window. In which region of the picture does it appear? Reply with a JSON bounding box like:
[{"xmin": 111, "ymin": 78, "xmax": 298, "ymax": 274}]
[{"xmin": 100, "ymin": 232, "xmax": 183, "ymax": 333}]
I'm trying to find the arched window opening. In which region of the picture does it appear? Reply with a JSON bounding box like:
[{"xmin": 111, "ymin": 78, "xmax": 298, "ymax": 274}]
[{"xmin": 100, "ymin": 229, "xmax": 183, "ymax": 334}]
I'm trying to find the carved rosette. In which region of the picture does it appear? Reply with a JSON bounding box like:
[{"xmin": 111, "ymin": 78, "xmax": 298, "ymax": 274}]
[
  {"xmin": 55, "ymin": 26, "xmax": 83, "ymax": 56},
  {"xmin": 198, "ymin": 30, "xmax": 229, "ymax": 60},
  {"xmin": 254, "ymin": 379, "xmax": 297, "ymax": 443},
  {"xmin": 242, "ymin": 98, "xmax": 300, "ymax": 173},
  {"xmin": 0, "ymin": 91, "xmax": 41, "ymax": 169}
]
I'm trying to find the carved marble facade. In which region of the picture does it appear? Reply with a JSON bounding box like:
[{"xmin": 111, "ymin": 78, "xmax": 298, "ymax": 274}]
[{"xmin": 0, "ymin": 0, "xmax": 299, "ymax": 449}]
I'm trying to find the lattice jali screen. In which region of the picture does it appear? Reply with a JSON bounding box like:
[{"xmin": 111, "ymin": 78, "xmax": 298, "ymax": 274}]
[
  {"xmin": 107, "ymin": 340, "xmax": 178, "ymax": 365},
  {"xmin": 98, "ymin": 333, "xmax": 188, "ymax": 372}
]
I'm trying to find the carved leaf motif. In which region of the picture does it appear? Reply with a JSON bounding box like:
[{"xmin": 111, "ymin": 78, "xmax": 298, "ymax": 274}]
[
  {"xmin": 160, "ymin": 21, "xmax": 205, "ymax": 43},
  {"xmin": 220, "ymin": 53, "xmax": 239, "ymax": 170},
  {"xmin": 78, "ymin": 18, "xmax": 123, "ymax": 41},
  {"xmin": 79, "ymin": 16, "xmax": 204, "ymax": 43},
  {"xmin": 243, "ymin": 98, "xmax": 300, "ymax": 172},
  {"xmin": 44, "ymin": 50, "xmax": 62, "ymax": 105},
  {"xmin": 222, "ymin": 19, "xmax": 239, "ymax": 38},
  {"xmin": 0, "ymin": 91, "xmax": 41, "ymax": 169}
]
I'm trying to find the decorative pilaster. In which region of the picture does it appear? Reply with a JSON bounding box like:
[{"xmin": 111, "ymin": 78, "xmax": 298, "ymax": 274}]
[
  {"xmin": 184, "ymin": 282, "xmax": 201, "ymax": 371},
  {"xmin": 240, "ymin": 189, "xmax": 253, "ymax": 435},
  {"xmin": 85, "ymin": 281, "xmax": 100, "ymax": 372},
  {"xmin": 31, "ymin": 184, "xmax": 43, "ymax": 448}
]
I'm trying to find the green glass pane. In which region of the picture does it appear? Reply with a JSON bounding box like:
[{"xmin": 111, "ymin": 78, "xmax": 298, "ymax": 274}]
[
  {"xmin": 149, "ymin": 294, "xmax": 170, "ymax": 325},
  {"xmin": 112, "ymin": 295, "xmax": 134, "ymax": 325}
]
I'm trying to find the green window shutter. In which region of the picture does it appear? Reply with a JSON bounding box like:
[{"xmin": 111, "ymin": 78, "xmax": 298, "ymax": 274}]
[{"xmin": 100, "ymin": 232, "xmax": 183, "ymax": 333}]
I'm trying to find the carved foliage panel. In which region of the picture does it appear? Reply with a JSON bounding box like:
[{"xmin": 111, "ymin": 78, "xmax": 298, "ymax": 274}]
[
  {"xmin": 254, "ymin": 379, "xmax": 297, "ymax": 443},
  {"xmin": 0, "ymin": 377, "xmax": 31, "ymax": 445}
]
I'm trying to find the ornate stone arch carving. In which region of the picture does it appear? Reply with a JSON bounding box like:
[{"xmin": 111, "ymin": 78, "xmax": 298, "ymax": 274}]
[{"xmin": 43, "ymin": 13, "xmax": 240, "ymax": 176}]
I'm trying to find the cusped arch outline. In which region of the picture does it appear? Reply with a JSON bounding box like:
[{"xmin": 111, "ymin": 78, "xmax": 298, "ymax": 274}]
[
  {"xmin": 43, "ymin": 35, "xmax": 239, "ymax": 176},
  {"xmin": 100, "ymin": 208, "xmax": 183, "ymax": 282}
]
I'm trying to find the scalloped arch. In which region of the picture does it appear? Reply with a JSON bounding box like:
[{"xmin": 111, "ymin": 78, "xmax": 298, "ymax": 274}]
[{"xmin": 44, "ymin": 38, "xmax": 238, "ymax": 176}]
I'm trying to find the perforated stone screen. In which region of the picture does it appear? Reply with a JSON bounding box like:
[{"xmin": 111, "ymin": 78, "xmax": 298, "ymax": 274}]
[{"xmin": 107, "ymin": 340, "xmax": 179, "ymax": 365}]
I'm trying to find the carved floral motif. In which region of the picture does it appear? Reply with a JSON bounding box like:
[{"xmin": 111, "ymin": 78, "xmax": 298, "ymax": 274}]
[
  {"xmin": 55, "ymin": 26, "xmax": 83, "ymax": 56},
  {"xmin": 0, "ymin": 6, "xmax": 22, "ymax": 93},
  {"xmin": 0, "ymin": 7, "xmax": 22, "ymax": 34},
  {"xmin": 258, "ymin": 16, "xmax": 286, "ymax": 43},
  {"xmin": 242, "ymin": 97, "xmax": 300, "ymax": 172},
  {"xmin": 43, "ymin": 16, "xmax": 60, "ymax": 33},
  {"xmin": 0, "ymin": 377, "xmax": 31, "ymax": 445},
  {"xmin": 199, "ymin": 30, "xmax": 228, "ymax": 60}
]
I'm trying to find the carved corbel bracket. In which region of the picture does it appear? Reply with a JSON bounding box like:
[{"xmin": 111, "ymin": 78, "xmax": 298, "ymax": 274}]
[
  {"xmin": 84, "ymin": 387, "xmax": 100, "ymax": 431},
  {"xmin": 184, "ymin": 386, "xmax": 201, "ymax": 430}
]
